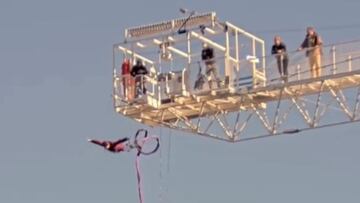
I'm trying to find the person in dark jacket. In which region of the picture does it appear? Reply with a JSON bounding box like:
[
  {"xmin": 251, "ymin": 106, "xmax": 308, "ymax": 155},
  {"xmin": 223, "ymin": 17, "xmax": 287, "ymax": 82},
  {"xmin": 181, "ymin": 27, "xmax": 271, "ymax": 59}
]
[
  {"xmin": 298, "ymin": 27, "xmax": 323, "ymax": 78},
  {"xmin": 201, "ymin": 43, "xmax": 220, "ymax": 89},
  {"xmin": 271, "ymin": 36, "xmax": 289, "ymax": 81},
  {"xmin": 131, "ymin": 59, "xmax": 148, "ymax": 97}
]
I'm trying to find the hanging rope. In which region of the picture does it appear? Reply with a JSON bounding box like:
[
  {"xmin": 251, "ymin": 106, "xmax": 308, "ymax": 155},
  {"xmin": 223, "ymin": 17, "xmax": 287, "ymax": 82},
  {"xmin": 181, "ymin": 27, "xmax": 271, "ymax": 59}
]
[
  {"xmin": 164, "ymin": 128, "xmax": 172, "ymax": 203},
  {"xmin": 134, "ymin": 130, "xmax": 160, "ymax": 203},
  {"xmin": 135, "ymin": 155, "xmax": 143, "ymax": 203},
  {"xmin": 158, "ymin": 127, "xmax": 164, "ymax": 203},
  {"xmin": 157, "ymin": 127, "xmax": 172, "ymax": 203},
  {"xmin": 167, "ymin": 128, "xmax": 172, "ymax": 174}
]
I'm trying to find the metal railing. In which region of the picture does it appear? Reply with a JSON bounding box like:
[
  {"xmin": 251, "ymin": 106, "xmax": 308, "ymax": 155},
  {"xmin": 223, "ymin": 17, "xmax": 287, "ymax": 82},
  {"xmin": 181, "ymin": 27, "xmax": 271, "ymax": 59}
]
[{"xmin": 263, "ymin": 39, "xmax": 360, "ymax": 85}]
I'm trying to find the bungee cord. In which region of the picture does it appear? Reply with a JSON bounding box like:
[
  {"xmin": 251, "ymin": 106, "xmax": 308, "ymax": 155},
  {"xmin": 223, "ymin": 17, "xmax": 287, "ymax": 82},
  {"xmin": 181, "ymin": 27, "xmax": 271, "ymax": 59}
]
[{"xmin": 89, "ymin": 129, "xmax": 160, "ymax": 203}]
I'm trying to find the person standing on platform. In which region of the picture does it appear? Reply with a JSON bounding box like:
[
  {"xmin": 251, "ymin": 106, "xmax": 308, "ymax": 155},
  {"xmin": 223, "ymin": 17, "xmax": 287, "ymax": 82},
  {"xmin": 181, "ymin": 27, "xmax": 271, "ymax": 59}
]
[
  {"xmin": 121, "ymin": 59, "xmax": 135, "ymax": 101},
  {"xmin": 298, "ymin": 26, "xmax": 323, "ymax": 78},
  {"xmin": 131, "ymin": 59, "xmax": 148, "ymax": 98},
  {"xmin": 271, "ymin": 36, "xmax": 289, "ymax": 81},
  {"xmin": 201, "ymin": 43, "xmax": 221, "ymax": 89}
]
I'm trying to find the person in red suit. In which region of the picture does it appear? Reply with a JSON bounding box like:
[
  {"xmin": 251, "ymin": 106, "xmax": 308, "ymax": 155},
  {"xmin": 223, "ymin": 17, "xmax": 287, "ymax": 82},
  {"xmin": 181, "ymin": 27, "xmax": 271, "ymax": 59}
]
[{"xmin": 88, "ymin": 137, "xmax": 131, "ymax": 153}]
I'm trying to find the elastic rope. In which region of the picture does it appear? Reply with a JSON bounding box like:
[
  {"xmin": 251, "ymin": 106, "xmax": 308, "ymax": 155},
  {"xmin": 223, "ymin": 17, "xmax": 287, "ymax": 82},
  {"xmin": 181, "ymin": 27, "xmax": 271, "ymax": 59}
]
[
  {"xmin": 136, "ymin": 154, "xmax": 143, "ymax": 203},
  {"xmin": 158, "ymin": 128, "xmax": 163, "ymax": 203},
  {"xmin": 167, "ymin": 129, "xmax": 172, "ymax": 174}
]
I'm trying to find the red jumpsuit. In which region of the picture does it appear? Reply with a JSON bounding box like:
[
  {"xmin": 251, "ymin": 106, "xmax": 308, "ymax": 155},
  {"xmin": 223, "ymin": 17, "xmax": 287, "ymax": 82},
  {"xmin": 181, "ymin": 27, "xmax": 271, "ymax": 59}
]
[
  {"xmin": 89, "ymin": 137, "xmax": 129, "ymax": 153},
  {"xmin": 121, "ymin": 59, "xmax": 135, "ymax": 101}
]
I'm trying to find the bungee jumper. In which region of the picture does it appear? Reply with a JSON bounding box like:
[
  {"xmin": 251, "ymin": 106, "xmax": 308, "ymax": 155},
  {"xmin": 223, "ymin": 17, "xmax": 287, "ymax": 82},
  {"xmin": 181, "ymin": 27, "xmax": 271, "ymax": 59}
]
[
  {"xmin": 88, "ymin": 129, "xmax": 159, "ymax": 155},
  {"xmin": 89, "ymin": 129, "xmax": 160, "ymax": 203},
  {"xmin": 88, "ymin": 137, "xmax": 131, "ymax": 153}
]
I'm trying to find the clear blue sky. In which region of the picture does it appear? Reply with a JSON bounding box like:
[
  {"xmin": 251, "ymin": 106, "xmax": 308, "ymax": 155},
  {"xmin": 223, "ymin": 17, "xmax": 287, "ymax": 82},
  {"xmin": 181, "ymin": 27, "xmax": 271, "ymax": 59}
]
[{"xmin": 1, "ymin": 0, "xmax": 360, "ymax": 203}]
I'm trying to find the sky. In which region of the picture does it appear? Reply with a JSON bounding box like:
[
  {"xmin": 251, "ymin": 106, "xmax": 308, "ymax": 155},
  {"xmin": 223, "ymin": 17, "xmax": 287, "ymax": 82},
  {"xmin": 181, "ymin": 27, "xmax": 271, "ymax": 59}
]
[{"xmin": 1, "ymin": 0, "xmax": 360, "ymax": 203}]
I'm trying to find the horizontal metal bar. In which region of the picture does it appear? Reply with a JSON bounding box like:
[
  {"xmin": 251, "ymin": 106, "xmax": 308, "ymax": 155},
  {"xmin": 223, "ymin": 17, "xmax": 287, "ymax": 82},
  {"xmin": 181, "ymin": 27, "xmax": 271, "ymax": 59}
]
[
  {"xmin": 117, "ymin": 46, "xmax": 154, "ymax": 65},
  {"xmin": 225, "ymin": 21, "xmax": 264, "ymax": 43},
  {"xmin": 126, "ymin": 12, "xmax": 216, "ymax": 38},
  {"xmin": 190, "ymin": 31, "xmax": 226, "ymax": 52}
]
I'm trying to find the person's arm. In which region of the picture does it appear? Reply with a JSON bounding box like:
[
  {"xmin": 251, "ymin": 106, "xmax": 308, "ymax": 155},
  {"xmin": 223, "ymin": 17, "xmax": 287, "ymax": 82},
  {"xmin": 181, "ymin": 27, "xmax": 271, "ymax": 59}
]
[
  {"xmin": 130, "ymin": 67, "xmax": 136, "ymax": 77},
  {"xmin": 88, "ymin": 139, "xmax": 106, "ymax": 147},
  {"xmin": 316, "ymin": 35, "xmax": 323, "ymax": 46},
  {"xmin": 142, "ymin": 66, "xmax": 148, "ymax": 75},
  {"xmin": 271, "ymin": 45, "xmax": 277, "ymax": 55},
  {"xmin": 209, "ymin": 47, "xmax": 215, "ymax": 59},
  {"xmin": 298, "ymin": 38, "xmax": 307, "ymax": 50},
  {"xmin": 201, "ymin": 49, "xmax": 207, "ymax": 60},
  {"xmin": 282, "ymin": 43, "xmax": 287, "ymax": 52}
]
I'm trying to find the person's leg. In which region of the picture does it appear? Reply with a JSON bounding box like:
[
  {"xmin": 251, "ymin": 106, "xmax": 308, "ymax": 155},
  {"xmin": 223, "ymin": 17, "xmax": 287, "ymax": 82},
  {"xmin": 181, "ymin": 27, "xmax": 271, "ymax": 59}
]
[
  {"xmin": 122, "ymin": 76, "xmax": 127, "ymax": 97},
  {"xmin": 206, "ymin": 63, "xmax": 214, "ymax": 89},
  {"xmin": 141, "ymin": 79, "xmax": 147, "ymax": 94},
  {"xmin": 283, "ymin": 57, "xmax": 289, "ymax": 81},
  {"xmin": 315, "ymin": 54, "xmax": 322, "ymax": 77},
  {"xmin": 309, "ymin": 55, "xmax": 316, "ymax": 78},
  {"xmin": 283, "ymin": 58, "xmax": 288, "ymax": 76},
  {"xmin": 211, "ymin": 63, "xmax": 221, "ymax": 88},
  {"xmin": 135, "ymin": 77, "xmax": 141, "ymax": 97},
  {"xmin": 277, "ymin": 57, "xmax": 282, "ymax": 77}
]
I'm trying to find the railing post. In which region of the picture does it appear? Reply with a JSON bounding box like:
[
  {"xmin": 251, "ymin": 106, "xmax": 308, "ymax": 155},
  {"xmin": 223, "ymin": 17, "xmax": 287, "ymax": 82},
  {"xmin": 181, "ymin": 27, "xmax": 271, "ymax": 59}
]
[
  {"xmin": 112, "ymin": 45, "xmax": 117, "ymax": 106},
  {"xmin": 348, "ymin": 55, "xmax": 352, "ymax": 72},
  {"xmin": 235, "ymin": 30, "xmax": 240, "ymax": 71},
  {"xmin": 187, "ymin": 32, "xmax": 191, "ymax": 64},
  {"xmin": 331, "ymin": 46, "xmax": 337, "ymax": 74},
  {"xmin": 252, "ymin": 39, "xmax": 256, "ymax": 71},
  {"xmin": 297, "ymin": 64, "xmax": 301, "ymax": 80},
  {"xmin": 251, "ymin": 39, "xmax": 257, "ymax": 87},
  {"xmin": 157, "ymin": 75, "xmax": 162, "ymax": 107},
  {"xmin": 225, "ymin": 28, "xmax": 232, "ymax": 89}
]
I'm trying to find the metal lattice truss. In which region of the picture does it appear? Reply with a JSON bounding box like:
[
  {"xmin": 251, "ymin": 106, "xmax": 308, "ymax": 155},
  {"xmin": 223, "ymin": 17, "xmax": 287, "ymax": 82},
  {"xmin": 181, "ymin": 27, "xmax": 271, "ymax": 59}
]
[{"xmin": 144, "ymin": 78, "xmax": 360, "ymax": 142}]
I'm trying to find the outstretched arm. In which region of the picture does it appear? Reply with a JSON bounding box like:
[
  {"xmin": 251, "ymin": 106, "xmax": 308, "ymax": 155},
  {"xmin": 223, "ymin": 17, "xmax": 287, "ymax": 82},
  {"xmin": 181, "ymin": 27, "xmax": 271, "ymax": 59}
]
[
  {"xmin": 88, "ymin": 139, "xmax": 106, "ymax": 147},
  {"xmin": 113, "ymin": 137, "xmax": 129, "ymax": 146},
  {"xmin": 298, "ymin": 38, "xmax": 307, "ymax": 50}
]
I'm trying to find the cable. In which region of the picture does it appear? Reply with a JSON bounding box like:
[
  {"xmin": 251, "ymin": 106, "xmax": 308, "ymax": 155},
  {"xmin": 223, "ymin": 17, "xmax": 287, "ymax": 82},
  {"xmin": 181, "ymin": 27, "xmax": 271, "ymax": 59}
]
[
  {"xmin": 164, "ymin": 128, "xmax": 172, "ymax": 203},
  {"xmin": 134, "ymin": 130, "xmax": 160, "ymax": 203},
  {"xmin": 167, "ymin": 129, "xmax": 172, "ymax": 174},
  {"xmin": 254, "ymin": 23, "xmax": 360, "ymax": 35},
  {"xmin": 135, "ymin": 155, "xmax": 143, "ymax": 203},
  {"xmin": 158, "ymin": 127, "xmax": 164, "ymax": 203}
]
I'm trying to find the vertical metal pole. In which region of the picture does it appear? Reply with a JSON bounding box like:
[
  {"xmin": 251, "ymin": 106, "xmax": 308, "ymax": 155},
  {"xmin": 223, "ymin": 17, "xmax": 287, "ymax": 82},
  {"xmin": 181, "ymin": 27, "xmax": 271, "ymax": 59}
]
[
  {"xmin": 252, "ymin": 39, "xmax": 256, "ymax": 68},
  {"xmin": 348, "ymin": 55, "xmax": 352, "ymax": 72},
  {"xmin": 112, "ymin": 45, "xmax": 117, "ymax": 107},
  {"xmin": 186, "ymin": 32, "xmax": 191, "ymax": 95},
  {"xmin": 297, "ymin": 64, "xmax": 301, "ymax": 80},
  {"xmin": 157, "ymin": 50, "xmax": 162, "ymax": 107},
  {"xmin": 331, "ymin": 46, "xmax": 336, "ymax": 74},
  {"xmin": 235, "ymin": 30, "xmax": 240, "ymax": 71},
  {"xmin": 187, "ymin": 32, "xmax": 191, "ymax": 65},
  {"xmin": 261, "ymin": 40, "xmax": 266, "ymax": 77},
  {"xmin": 225, "ymin": 29, "xmax": 231, "ymax": 88},
  {"xmin": 252, "ymin": 39, "xmax": 257, "ymax": 87}
]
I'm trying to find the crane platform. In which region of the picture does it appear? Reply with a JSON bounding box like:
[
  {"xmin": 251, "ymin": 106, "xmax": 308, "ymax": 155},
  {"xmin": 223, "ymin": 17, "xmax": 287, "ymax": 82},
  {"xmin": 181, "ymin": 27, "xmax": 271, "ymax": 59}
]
[{"xmin": 112, "ymin": 11, "xmax": 360, "ymax": 141}]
